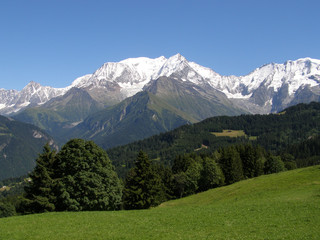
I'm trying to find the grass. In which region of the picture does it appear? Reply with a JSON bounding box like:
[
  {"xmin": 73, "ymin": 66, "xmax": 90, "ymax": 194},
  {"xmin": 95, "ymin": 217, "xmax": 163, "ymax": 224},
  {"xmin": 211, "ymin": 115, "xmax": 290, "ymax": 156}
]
[
  {"xmin": 248, "ymin": 135, "xmax": 257, "ymax": 140},
  {"xmin": 1, "ymin": 166, "xmax": 319, "ymax": 239},
  {"xmin": 211, "ymin": 129, "xmax": 247, "ymax": 138},
  {"xmin": 0, "ymin": 133, "xmax": 12, "ymax": 136},
  {"xmin": 211, "ymin": 129, "xmax": 257, "ymax": 140},
  {"xmin": 276, "ymin": 111, "xmax": 286, "ymax": 115}
]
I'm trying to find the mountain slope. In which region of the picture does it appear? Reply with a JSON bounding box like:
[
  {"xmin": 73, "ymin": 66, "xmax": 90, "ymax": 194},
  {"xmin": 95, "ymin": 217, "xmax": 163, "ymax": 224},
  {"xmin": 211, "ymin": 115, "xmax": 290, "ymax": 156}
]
[
  {"xmin": 145, "ymin": 76, "xmax": 243, "ymax": 120},
  {"xmin": 67, "ymin": 91, "xmax": 192, "ymax": 149},
  {"xmin": 13, "ymin": 88, "xmax": 104, "ymax": 141},
  {"xmin": 0, "ymin": 115, "xmax": 56, "ymax": 180},
  {"xmin": 63, "ymin": 75, "xmax": 245, "ymax": 149}
]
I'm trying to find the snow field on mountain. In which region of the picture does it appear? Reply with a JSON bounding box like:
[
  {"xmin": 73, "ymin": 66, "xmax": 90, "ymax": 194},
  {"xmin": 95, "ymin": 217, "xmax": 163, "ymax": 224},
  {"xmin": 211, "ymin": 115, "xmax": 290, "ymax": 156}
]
[{"xmin": 1, "ymin": 54, "xmax": 320, "ymax": 114}]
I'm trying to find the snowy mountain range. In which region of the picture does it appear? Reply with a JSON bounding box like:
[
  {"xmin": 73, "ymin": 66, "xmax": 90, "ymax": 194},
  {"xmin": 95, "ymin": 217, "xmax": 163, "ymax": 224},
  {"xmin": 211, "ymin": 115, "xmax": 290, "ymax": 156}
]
[{"xmin": 1, "ymin": 54, "xmax": 320, "ymax": 115}]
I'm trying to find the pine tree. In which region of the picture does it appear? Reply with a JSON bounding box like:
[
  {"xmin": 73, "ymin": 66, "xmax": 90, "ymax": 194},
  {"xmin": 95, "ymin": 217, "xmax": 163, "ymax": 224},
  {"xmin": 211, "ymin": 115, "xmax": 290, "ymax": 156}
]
[
  {"xmin": 123, "ymin": 151, "xmax": 163, "ymax": 209},
  {"xmin": 22, "ymin": 143, "xmax": 56, "ymax": 213},
  {"xmin": 219, "ymin": 146, "xmax": 244, "ymax": 185},
  {"xmin": 238, "ymin": 144, "xmax": 265, "ymax": 178}
]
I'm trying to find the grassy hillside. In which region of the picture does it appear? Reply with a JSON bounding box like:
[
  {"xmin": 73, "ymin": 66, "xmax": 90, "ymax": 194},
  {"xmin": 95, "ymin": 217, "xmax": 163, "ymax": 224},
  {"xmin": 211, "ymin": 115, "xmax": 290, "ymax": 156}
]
[{"xmin": 1, "ymin": 166, "xmax": 319, "ymax": 239}]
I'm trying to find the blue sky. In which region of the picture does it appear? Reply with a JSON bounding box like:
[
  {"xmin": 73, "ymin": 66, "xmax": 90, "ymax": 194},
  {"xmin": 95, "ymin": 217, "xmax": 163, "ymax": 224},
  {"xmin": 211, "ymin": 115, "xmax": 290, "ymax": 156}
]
[{"xmin": 1, "ymin": 0, "xmax": 320, "ymax": 90}]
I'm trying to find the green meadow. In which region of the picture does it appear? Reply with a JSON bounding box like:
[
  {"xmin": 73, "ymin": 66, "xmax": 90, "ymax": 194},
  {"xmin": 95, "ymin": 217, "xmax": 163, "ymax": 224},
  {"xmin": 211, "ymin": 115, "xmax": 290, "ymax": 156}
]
[
  {"xmin": 211, "ymin": 129, "xmax": 247, "ymax": 138},
  {"xmin": 1, "ymin": 166, "xmax": 319, "ymax": 240},
  {"xmin": 211, "ymin": 129, "xmax": 258, "ymax": 140}
]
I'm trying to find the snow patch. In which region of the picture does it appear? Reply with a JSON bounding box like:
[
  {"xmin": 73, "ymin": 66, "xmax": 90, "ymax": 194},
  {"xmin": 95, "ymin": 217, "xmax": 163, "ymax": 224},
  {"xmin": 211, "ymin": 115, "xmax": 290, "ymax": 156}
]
[{"xmin": 19, "ymin": 102, "xmax": 31, "ymax": 107}]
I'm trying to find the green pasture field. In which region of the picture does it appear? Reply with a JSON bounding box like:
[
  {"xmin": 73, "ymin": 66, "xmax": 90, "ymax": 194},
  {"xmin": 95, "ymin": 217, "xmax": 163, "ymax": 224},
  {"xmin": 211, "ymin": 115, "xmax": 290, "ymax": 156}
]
[
  {"xmin": 211, "ymin": 129, "xmax": 247, "ymax": 138},
  {"xmin": 211, "ymin": 129, "xmax": 257, "ymax": 140},
  {"xmin": 1, "ymin": 166, "xmax": 319, "ymax": 239}
]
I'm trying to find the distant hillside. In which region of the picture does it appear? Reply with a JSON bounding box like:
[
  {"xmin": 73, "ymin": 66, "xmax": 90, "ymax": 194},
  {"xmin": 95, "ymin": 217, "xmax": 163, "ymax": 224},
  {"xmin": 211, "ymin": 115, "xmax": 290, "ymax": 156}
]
[
  {"xmin": 108, "ymin": 102, "xmax": 320, "ymax": 176},
  {"xmin": 0, "ymin": 166, "xmax": 319, "ymax": 239},
  {"xmin": 0, "ymin": 115, "xmax": 56, "ymax": 180}
]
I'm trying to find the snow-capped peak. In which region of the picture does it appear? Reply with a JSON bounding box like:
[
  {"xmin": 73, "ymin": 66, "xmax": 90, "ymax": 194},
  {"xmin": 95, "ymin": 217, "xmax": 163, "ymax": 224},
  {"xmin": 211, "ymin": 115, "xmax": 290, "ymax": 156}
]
[
  {"xmin": 293, "ymin": 57, "xmax": 320, "ymax": 65},
  {"xmin": 119, "ymin": 56, "xmax": 167, "ymax": 81},
  {"xmin": 71, "ymin": 74, "xmax": 93, "ymax": 88},
  {"xmin": 0, "ymin": 80, "xmax": 69, "ymax": 114},
  {"xmin": 188, "ymin": 62, "xmax": 221, "ymax": 80},
  {"xmin": 214, "ymin": 57, "xmax": 320, "ymax": 99},
  {"xmin": 167, "ymin": 53, "xmax": 186, "ymax": 62},
  {"xmin": 157, "ymin": 53, "xmax": 189, "ymax": 77},
  {"xmin": 1, "ymin": 54, "xmax": 320, "ymax": 115},
  {"xmin": 70, "ymin": 53, "xmax": 191, "ymax": 92},
  {"xmin": 119, "ymin": 56, "xmax": 166, "ymax": 66}
]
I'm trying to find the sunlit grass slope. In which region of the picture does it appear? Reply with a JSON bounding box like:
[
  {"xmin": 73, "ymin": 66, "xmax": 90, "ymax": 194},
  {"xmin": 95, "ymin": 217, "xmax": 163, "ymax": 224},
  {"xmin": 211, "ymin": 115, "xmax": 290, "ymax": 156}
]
[{"xmin": 1, "ymin": 166, "xmax": 319, "ymax": 240}]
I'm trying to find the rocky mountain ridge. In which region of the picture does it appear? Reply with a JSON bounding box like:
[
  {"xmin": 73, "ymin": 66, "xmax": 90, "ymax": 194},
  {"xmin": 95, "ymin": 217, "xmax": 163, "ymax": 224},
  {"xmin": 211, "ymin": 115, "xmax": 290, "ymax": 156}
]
[{"xmin": 1, "ymin": 54, "xmax": 320, "ymax": 115}]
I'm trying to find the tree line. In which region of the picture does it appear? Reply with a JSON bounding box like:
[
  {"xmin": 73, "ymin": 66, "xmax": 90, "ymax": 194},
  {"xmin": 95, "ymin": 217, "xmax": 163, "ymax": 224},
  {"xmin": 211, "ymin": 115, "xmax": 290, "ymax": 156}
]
[{"xmin": 1, "ymin": 139, "xmax": 295, "ymax": 217}]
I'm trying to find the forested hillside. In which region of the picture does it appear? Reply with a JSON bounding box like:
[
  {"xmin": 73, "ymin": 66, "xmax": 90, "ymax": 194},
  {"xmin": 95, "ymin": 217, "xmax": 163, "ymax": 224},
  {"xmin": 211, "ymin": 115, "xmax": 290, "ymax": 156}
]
[
  {"xmin": 0, "ymin": 115, "xmax": 57, "ymax": 180},
  {"xmin": 108, "ymin": 102, "xmax": 320, "ymax": 177}
]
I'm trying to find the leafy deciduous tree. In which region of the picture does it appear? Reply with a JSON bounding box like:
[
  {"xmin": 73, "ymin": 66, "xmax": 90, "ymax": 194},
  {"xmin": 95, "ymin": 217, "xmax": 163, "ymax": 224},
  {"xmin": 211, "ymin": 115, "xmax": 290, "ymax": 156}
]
[
  {"xmin": 264, "ymin": 154, "xmax": 286, "ymax": 174},
  {"xmin": 54, "ymin": 139, "xmax": 122, "ymax": 211},
  {"xmin": 0, "ymin": 202, "xmax": 16, "ymax": 218},
  {"xmin": 199, "ymin": 156, "xmax": 225, "ymax": 191}
]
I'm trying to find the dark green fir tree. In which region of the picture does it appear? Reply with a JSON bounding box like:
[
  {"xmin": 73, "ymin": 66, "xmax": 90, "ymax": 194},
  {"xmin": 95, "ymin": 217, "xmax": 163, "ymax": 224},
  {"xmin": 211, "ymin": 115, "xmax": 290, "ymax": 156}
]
[
  {"xmin": 123, "ymin": 151, "xmax": 163, "ymax": 210},
  {"xmin": 22, "ymin": 143, "xmax": 56, "ymax": 213},
  {"xmin": 219, "ymin": 146, "xmax": 244, "ymax": 185}
]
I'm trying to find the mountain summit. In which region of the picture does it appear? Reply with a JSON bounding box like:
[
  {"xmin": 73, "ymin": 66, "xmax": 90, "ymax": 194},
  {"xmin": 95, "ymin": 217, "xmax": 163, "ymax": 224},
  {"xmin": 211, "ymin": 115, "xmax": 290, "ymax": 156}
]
[{"xmin": 1, "ymin": 54, "xmax": 320, "ymax": 115}]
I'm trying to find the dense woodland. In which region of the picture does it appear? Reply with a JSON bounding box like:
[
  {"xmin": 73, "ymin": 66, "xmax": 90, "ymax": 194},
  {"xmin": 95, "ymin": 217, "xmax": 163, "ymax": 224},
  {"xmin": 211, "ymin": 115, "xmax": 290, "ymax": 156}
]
[
  {"xmin": 1, "ymin": 102, "xmax": 320, "ymax": 217},
  {"xmin": 108, "ymin": 102, "xmax": 320, "ymax": 177}
]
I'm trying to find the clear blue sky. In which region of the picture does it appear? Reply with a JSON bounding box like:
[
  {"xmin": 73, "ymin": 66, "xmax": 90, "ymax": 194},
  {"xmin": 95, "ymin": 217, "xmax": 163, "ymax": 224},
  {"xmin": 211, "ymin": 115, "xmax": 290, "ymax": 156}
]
[{"xmin": 1, "ymin": 0, "xmax": 320, "ymax": 90}]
